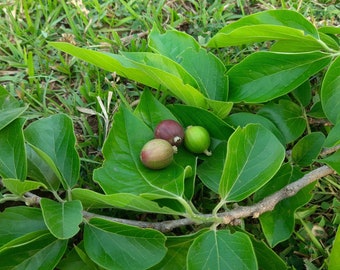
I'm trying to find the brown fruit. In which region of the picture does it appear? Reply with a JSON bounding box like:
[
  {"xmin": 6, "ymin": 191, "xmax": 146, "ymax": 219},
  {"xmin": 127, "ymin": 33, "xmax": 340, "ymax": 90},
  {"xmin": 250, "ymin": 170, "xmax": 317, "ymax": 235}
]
[{"xmin": 140, "ymin": 139, "xmax": 176, "ymax": 170}]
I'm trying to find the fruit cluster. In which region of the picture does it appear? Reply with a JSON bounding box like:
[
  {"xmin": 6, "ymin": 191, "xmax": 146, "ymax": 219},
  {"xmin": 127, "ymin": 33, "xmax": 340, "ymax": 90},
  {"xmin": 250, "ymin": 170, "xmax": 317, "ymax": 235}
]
[{"xmin": 140, "ymin": 119, "xmax": 211, "ymax": 170}]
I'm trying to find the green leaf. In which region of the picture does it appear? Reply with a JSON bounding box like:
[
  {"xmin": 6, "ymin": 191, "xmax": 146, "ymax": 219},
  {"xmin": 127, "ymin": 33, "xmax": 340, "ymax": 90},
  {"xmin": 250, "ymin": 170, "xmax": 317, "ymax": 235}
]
[
  {"xmin": 321, "ymin": 56, "xmax": 340, "ymax": 124},
  {"xmin": 323, "ymin": 121, "xmax": 340, "ymax": 148},
  {"xmin": 49, "ymin": 42, "xmax": 207, "ymax": 109},
  {"xmin": 134, "ymin": 89, "xmax": 180, "ymax": 130},
  {"xmin": 197, "ymin": 142, "xmax": 227, "ymax": 193},
  {"xmin": 258, "ymin": 100, "xmax": 306, "ymax": 144},
  {"xmin": 71, "ymin": 188, "xmax": 183, "ymax": 215},
  {"xmin": 329, "ymin": 225, "xmax": 340, "ymax": 270},
  {"xmin": 0, "ymin": 86, "xmax": 28, "ymax": 131},
  {"xmin": 26, "ymin": 143, "xmax": 60, "ymax": 191},
  {"xmin": 291, "ymin": 132, "xmax": 325, "ymax": 166},
  {"xmin": 226, "ymin": 112, "xmax": 285, "ymax": 145},
  {"xmin": 187, "ymin": 229, "xmax": 257, "ymax": 270},
  {"xmin": 24, "ymin": 114, "xmax": 80, "ymax": 189},
  {"xmin": 93, "ymin": 105, "xmax": 185, "ymax": 199},
  {"xmin": 249, "ymin": 235, "xmax": 287, "ymax": 270},
  {"xmin": 57, "ymin": 241, "xmax": 98, "ymax": 270},
  {"xmin": 207, "ymin": 10, "xmax": 320, "ymax": 47},
  {"xmin": 0, "ymin": 206, "xmax": 46, "ymax": 247},
  {"xmin": 0, "ymin": 232, "xmax": 67, "ymax": 270},
  {"xmin": 254, "ymin": 164, "xmax": 314, "ymax": 247},
  {"xmin": 150, "ymin": 230, "xmax": 206, "ymax": 270},
  {"xmin": 169, "ymin": 104, "xmax": 234, "ymax": 140},
  {"xmin": 292, "ymin": 80, "xmax": 312, "ymax": 107},
  {"xmin": 2, "ymin": 178, "xmax": 47, "ymax": 196},
  {"xmin": 0, "ymin": 118, "xmax": 26, "ymax": 180},
  {"xmin": 149, "ymin": 28, "xmax": 229, "ymax": 101},
  {"xmin": 40, "ymin": 198, "xmax": 83, "ymax": 239},
  {"xmin": 219, "ymin": 124, "xmax": 285, "ymax": 202},
  {"xmin": 84, "ymin": 218, "xmax": 167, "ymax": 270},
  {"xmin": 226, "ymin": 51, "xmax": 332, "ymax": 103},
  {"xmin": 320, "ymin": 150, "xmax": 340, "ymax": 174}
]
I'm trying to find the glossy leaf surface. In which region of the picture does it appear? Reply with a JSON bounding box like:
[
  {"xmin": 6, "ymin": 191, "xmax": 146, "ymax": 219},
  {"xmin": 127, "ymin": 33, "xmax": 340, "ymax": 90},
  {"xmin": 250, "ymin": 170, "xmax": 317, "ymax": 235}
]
[
  {"xmin": 187, "ymin": 229, "xmax": 257, "ymax": 270},
  {"xmin": 254, "ymin": 164, "xmax": 314, "ymax": 247},
  {"xmin": 219, "ymin": 124, "xmax": 285, "ymax": 202},
  {"xmin": 84, "ymin": 218, "xmax": 166, "ymax": 270},
  {"xmin": 321, "ymin": 56, "xmax": 340, "ymax": 124},
  {"xmin": 24, "ymin": 114, "xmax": 80, "ymax": 189},
  {"xmin": 40, "ymin": 198, "xmax": 83, "ymax": 239},
  {"xmin": 0, "ymin": 118, "xmax": 26, "ymax": 180},
  {"xmin": 227, "ymin": 51, "xmax": 331, "ymax": 103}
]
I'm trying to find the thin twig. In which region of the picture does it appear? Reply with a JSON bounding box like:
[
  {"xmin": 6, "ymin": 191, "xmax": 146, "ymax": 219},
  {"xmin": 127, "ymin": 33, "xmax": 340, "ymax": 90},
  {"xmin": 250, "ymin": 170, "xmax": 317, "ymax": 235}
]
[{"xmin": 82, "ymin": 165, "xmax": 335, "ymax": 232}]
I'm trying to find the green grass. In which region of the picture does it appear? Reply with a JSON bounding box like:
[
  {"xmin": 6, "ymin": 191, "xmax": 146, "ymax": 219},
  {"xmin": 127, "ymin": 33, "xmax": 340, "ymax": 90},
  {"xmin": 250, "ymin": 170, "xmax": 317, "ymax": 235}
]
[{"xmin": 0, "ymin": 0, "xmax": 339, "ymax": 268}]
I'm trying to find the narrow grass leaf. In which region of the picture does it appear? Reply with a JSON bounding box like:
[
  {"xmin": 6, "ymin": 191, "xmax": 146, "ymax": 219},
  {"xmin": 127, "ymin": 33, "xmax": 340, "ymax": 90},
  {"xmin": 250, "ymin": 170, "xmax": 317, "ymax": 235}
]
[{"xmin": 40, "ymin": 198, "xmax": 83, "ymax": 239}]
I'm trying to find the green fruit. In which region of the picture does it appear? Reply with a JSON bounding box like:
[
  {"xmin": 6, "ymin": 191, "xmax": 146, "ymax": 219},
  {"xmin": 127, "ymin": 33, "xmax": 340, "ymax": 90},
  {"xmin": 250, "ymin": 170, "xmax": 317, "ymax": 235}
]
[
  {"xmin": 184, "ymin": 126, "xmax": 212, "ymax": 156},
  {"xmin": 140, "ymin": 139, "xmax": 176, "ymax": 170}
]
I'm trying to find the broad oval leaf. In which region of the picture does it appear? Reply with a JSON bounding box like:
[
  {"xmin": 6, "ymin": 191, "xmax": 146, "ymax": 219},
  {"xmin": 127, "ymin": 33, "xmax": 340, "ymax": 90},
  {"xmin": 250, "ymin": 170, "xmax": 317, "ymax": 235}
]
[
  {"xmin": 227, "ymin": 51, "xmax": 332, "ymax": 103},
  {"xmin": 149, "ymin": 28, "xmax": 229, "ymax": 101},
  {"xmin": 219, "ymin": 124, "xmax": 285, "ymax": 202},
  {"xmin": 2, "ymin": 178, "xmax": 47, "ymax": 196},
  {"xmin": 93, "ymin": 105, "xmax": 185, "ymax": 199},
  {"xmin": 258, "ymin": 100, "xmax": 306, "ymax": 144},
  {"xmin": 84, "ymin": 218, "xmax": 166, "ymax": 270},
  {"xmin": 187, "ymin": 229, "xmax": 257, "ymax": 270},
  {"xmin": 40, "ymin": 198, "xmax": 83, "ymax": 239},
  {"xmin": 254, "ymin": 163, "xmax": 314, "ymax": 247},
  {"xmin": 321, "ymin": 56, "xmax": 340, "ymax": 124},
  {"xmin": 226, "ymin": 112, "xmax": 285, "ymax": 145},
  {"xmin": 150, "ymin": 230, "xmax": 206, "ymax": 270},
  {"xmin": 291, "ymin": 132, "xmax": 325, "ymax": 166},
  {"xmin": 24, "ymin": 114, "xmax": 80, "ymax": 189},
  {"xmin": 207, "ymin": 9, "xmax": 320, "ymax": 47},
  {"xmin": 0, "ymin": 206, "xmax": 47, "ymax": 247},
  {"xmin": 0, "ymin": 118, "xmax": 26, "ymax": 180},
  {"xmin": 0, "ymin": 232, "xmax": 67, "ymax": 270}
]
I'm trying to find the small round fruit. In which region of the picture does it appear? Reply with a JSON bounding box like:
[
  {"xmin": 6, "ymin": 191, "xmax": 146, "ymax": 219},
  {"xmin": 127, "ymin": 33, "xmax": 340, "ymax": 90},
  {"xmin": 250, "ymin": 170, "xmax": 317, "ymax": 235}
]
[
  {"xmin": 154, "ymin": 119, "xmax": 184, "ymax": 146},
  {"xmin": 184, "ymin": 126, "xmax": 212, "ymax": 156},
  {"xmin": 140, "ymin": 139, "xmax": 175, "ymax": 170}
]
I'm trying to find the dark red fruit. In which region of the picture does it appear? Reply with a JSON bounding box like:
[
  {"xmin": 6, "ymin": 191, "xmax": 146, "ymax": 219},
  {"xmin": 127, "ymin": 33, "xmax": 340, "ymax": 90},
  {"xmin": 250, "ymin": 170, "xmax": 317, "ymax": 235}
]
[{"xmin": 154, "ymin": 119, "xmax": 184, "ymax": 146}]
